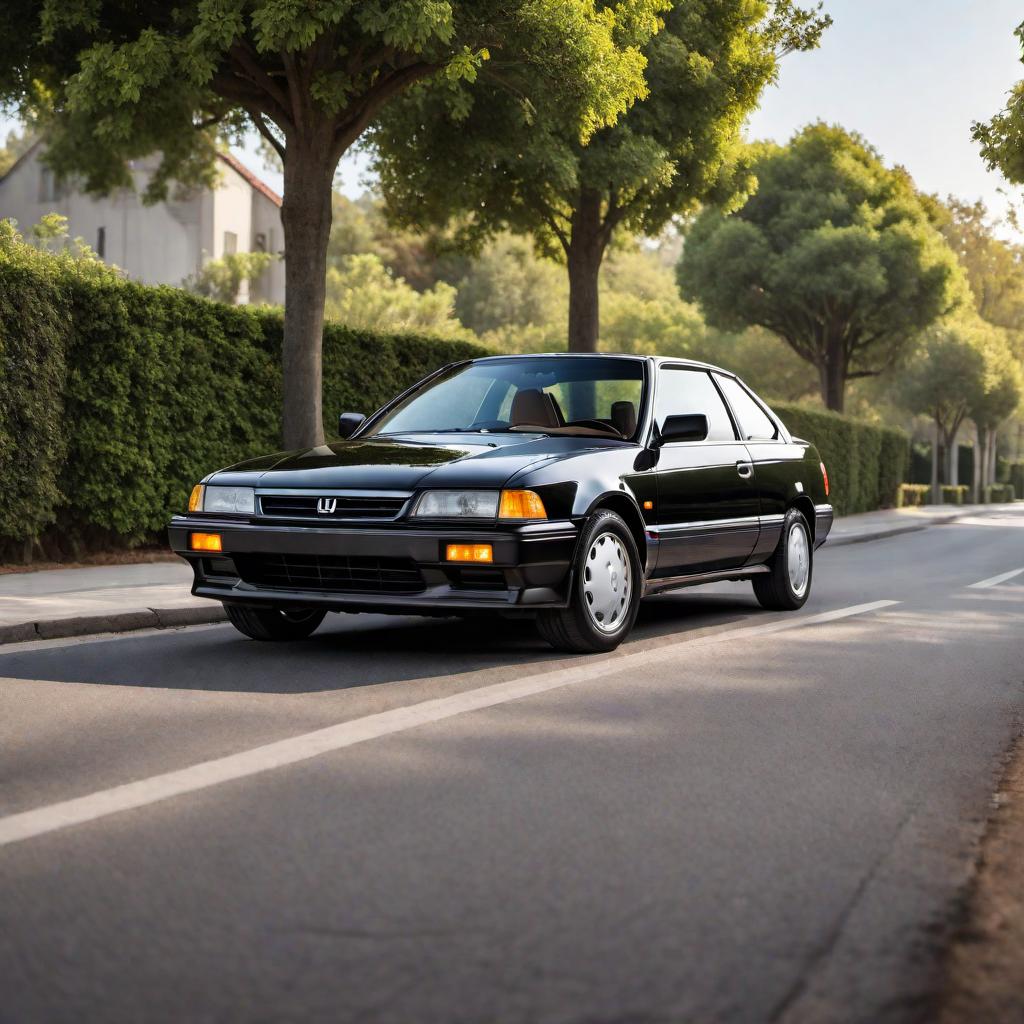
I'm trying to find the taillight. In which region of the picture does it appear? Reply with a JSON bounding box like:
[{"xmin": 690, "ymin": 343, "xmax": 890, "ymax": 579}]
[{"xmin": 820, "ymin": 461, "xmax": 829, "ymax": 497}]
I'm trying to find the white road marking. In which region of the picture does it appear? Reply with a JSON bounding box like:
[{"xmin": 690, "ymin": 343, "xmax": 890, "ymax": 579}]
[
  {"xmin": 0, "ymin": 600, "xmax": 897, "ymax": 849},
  {"xmin": 967, "ymin": 567, "xmax": 1024, "ymax": 589}
]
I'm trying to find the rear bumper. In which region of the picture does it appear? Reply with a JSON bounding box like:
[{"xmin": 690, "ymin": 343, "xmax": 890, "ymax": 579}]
[
  {"xmin": 814, "ymin": 504, "xmax": 834, "ymax": 548},
  {"xmin": 167, "ymin": 515, "xmax": 578, "ymax": 614}
]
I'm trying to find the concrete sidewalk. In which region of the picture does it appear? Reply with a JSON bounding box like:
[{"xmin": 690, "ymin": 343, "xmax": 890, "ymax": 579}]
[{"xmin": 0, "ymin": 502, "xmax": 1016, "ymax": 644}]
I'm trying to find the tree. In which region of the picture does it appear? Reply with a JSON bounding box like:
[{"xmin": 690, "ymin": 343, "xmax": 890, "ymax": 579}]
[
  {"xmin": 678, "ymin": 124, "xmax": 964, "ymax": 412},
  {"xmin": 372, "ymin": 0, "xmax": 829, "ymax": 354},
  {"xmin": 324, "ymin": 253, "xmax": 472, "ymax": 339},
  {"xmin": 931, "ymin": 197, "xmax": 1024, "ymax": 337},
  {"xmin": 183, "ymin": 250, "xmax": 276, "ymax": 304},
  {"xmin": 898, "ymin": 319, "xmax": 990, "ymax": 501},
  {"xmin": 965, "ymin": 328, "xmax": 1023, "ymax": 500},
  {"xmin": 0, "ymin": 123, "xmax": 33, "ymax": 176},
  {"xmin": 974, "ymin": 19, "xmax": 1024, "ymax": 185},
  {"xmin": 0, "ymin": 2, "xmax": 657, "ymax": 448}
]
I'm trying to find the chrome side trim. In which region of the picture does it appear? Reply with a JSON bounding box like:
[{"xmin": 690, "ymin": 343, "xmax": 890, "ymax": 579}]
[{"xmin": 649, "ymin": 515, "xmax": 762, "ymax": 537}]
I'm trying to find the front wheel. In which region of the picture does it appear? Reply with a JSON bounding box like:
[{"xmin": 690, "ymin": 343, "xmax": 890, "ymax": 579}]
[
  {"xmin": 537, "ymin": 510, "xmax": 642, "ymax": 653},
  {"xmin": 224, "ymin": 604, "xmax": 327, "ymax": 641},
  {"xmin": 752, "ymin": 508, "xmax": 812, "ymax": 611}
]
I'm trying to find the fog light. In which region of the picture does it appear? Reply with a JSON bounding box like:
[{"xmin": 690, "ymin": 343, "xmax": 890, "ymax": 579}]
[
  {"xmin": 190, "ymin": 532, "xmax": 223, "ymax": 552},
  {"xmin": 446, "ymin": 543, "xmax": 493, "ymax": 563}
]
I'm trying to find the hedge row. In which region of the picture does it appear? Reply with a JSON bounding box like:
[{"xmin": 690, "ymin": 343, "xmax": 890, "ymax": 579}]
[
  {"xmin": 773, "ymin": 403, "xmax": 909, "ymax": 516},
  {"xmin": 0, "ymin": 225, "xmax": 484, "ymax": 557},
  {"xmin": 1, "ymin": 224, "xmax": 914, "ymax": 556}
]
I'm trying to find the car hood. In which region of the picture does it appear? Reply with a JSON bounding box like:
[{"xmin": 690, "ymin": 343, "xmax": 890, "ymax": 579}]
[{"xmin": 207, "ymin": 432, "xmax": 609, "ymax": 492}]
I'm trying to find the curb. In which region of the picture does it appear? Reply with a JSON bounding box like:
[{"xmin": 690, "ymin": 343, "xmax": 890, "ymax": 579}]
[
  {"xmin": 0, "ymin": 605, "xmax": 227, "ymax": 646},
  {"xmin": 827, "ymin": 513, "xmax": 963, "ymax": 548}
]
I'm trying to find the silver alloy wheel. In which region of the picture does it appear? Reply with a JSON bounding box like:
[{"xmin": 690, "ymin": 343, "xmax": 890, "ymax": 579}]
[
  {"xmin": 787, "ymin": 521, "xmax": 810, "ymax": 598},
  {"xmin": 583, "ymin": 532, "xmax": 631, "ymax": 633}
]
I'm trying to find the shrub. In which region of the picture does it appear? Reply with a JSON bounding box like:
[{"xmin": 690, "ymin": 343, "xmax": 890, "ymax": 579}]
[
  {"xmin": 940, "ymin": 485, "xmax": 969, "ymax": 505},
  {"xmin": 986, "ymin": 483, "xmax": 1016, "ymax": 503},
  {"xmin": 0, "ymin": 223, "xmax": 487, "ymax": 555},
  {"xmin": 773, "ymin": 403, "xmax": 909, "ymax": 516},
  {"xmin": 896, "ymin": 483, "xmax": 930, "ymax": 508},
  {"xmin": 1008, "ymin": 462, "xmax": 1024, "ymax": 499}
]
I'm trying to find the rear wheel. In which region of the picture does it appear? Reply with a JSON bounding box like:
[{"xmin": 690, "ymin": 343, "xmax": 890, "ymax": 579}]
[
  {"xmin": 752, "ymin": 508, "xmax": 812, "ymax": 611},
  {"xmin": 537, "ymin": 510, "xmax": 641, "ymax": 653},
  {"xmin": 224, "ymin": 604, "xmax": 326, "ymax": 641}
]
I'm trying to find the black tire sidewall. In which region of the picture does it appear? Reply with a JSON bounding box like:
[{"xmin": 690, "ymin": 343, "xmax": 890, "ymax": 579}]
[{"xmin": 570, "ymin": 511, "xmax": 642, "ymax": 647}]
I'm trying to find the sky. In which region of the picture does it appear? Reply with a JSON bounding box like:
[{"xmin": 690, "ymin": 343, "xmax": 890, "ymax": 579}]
[{"xmin": 4, "ymin": 1, "xmax": 1024, "ymax": 228}]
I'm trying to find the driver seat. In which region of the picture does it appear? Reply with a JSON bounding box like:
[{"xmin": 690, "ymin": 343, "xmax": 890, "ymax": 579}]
[{"xmin": 510, "ymin": 389, "xmax": 562, "ymax": 429}]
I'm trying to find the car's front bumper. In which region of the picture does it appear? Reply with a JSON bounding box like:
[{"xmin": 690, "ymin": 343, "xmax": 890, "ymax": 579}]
[{"xmin": 167, "ymin": 515, "xmax": 578, "ymax": 614}]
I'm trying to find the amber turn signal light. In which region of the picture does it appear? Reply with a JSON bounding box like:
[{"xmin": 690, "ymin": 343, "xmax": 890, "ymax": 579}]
[
  {"xmin": 446, "ymin": 544, "xmax": 493, "ymax": 563},
  {"xmin": 190, "ymin": 532, "xmax": 223, "ymax": 552},
  {"xmin": 820, "ymin": 462, "xmax": 829, "ymax": 497},
  {"xmin": 498, "ymin": 489, "xmax": 547, "ymax": 520},
  {"xmin": 188, "ymin": 484, "xmax": 204, "ymax": 512}
]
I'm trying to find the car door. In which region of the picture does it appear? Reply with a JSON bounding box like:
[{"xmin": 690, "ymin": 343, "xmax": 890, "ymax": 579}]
[
  {"xmin": 650, "ymin": 366, "xmax": 761, "ymax": 577},
  {"xmin": 713, "ymin": 372, "xmax": 808, "ymax": 557}
]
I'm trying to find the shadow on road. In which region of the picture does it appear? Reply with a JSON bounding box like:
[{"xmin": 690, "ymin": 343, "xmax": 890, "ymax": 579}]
[{"xmin": 0, "ymin": 591, "xmax": 760, "ymax": 693}]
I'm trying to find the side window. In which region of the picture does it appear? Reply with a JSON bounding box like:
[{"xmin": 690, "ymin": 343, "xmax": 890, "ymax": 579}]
[
  {"xmin": 714, "ymin": 375, "xmax": 778, "ymax": 441},
  {"xmin": 653, "ymin": 369, "xmax": 736, "ymax": 443}
]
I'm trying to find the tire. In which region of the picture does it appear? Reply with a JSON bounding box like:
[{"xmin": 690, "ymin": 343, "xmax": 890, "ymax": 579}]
[
  {"xmin": 752, "ymin": 508, "xmax": 812, "ymax": 611},
  {"xmin": 537, "ymin": 510, "xmax": 642, "ymax": 653},
  {"xmin": 224, "ymin": 603, "xmax": 327, "ymax": 641}
]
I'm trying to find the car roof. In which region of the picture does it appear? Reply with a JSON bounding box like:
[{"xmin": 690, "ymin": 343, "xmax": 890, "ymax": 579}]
[{"xmin": 467, "ymin": 352, "xmax": 737, "ymax": 377}]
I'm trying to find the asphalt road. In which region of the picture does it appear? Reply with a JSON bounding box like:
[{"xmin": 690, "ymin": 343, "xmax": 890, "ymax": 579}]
[{"xmin": 1, "ymin": 508, "xmax": 1023, "ymax": 1024}]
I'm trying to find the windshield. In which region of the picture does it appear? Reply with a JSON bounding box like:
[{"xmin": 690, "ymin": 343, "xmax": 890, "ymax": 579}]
[{"xmin": 367, "ymin": 357, "xmax": 646, "ymax": 440}]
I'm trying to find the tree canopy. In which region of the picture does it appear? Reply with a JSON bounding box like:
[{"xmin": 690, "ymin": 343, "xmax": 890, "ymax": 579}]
[
  {"xmin": 678, "ymin": 123, "xmax": 963, "ymax": 412},
  {"xmin": 0, "ymin": 0, "xmax": 659, "ymax": 446},
  {"xmin": 371, "ymin": 0, "xmax": 829, "ymax": 353}
]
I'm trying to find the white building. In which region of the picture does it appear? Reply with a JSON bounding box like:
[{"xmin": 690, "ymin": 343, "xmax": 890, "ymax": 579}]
[{"xmin": 0, "ymin": 141, "xmax": 285, "ymax": 305}]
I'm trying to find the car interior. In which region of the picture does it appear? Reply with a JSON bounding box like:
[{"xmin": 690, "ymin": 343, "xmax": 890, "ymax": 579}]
[{"xmin": 505, "ymin": 388, "xmax": 637, "ymax": 439}]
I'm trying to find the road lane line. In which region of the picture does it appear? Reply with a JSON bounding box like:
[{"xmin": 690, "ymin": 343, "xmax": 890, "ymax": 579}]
[
  {"xmin": 967, "ymin": 568, "xmax": 1024, "ymax": 589},
  {"xmin": 0, "ymin": 599, "xmax": 898, "ymax": 849}
]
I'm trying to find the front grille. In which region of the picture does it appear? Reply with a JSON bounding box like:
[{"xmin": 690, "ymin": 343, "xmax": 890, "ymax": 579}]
[
  {"xmin": 233, "ymin": 553, "xmax": 425, "ymax": 594},
  {"xmin": 258, "ymin": 494, "xmax": 408, "ymax": 521}
]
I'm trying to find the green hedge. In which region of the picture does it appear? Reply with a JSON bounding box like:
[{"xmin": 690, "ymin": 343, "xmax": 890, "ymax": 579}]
[
  {"xmin": 987, "ymin": 483, "xmax": 1016, "ymax": 503},
  {"xmin": 773, "ymin": 403, "xmax": 909, "ymax": 516},
  {"xmin": 896, "ymin": 483, "xmax": 930, "ymax": 508},
  {"xmin": 0, "ymin": 226, "xmax": 485, "ymax": 557}
]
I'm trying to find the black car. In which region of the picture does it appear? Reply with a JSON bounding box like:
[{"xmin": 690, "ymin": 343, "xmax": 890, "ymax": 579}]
[{"xmin": 169, "ymin": 354, "xmax": 833, "ymax": 652}]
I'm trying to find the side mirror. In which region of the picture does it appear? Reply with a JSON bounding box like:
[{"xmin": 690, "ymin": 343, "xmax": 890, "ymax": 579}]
[
  {"xmin": 654, "ymin": 414, "xmax": 708, "ymax": 446},
  {"xmin": 337, "ymin": 412, "xmax": 366, "ymax": 439}
]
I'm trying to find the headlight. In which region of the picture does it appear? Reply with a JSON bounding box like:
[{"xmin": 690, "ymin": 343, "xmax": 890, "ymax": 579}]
[
  {"xmin": 413, "ymin": 490, "xmax": 499, "ymax": 519},
  {"xmin": 202, "ymin": 485, "xmax": 255, "ymax": 514}
]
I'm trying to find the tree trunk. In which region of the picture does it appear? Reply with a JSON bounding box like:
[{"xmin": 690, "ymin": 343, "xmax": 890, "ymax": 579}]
[
  {"xmin": 566, "ymin": 189, "xmax": 608, "ymax": 355},
  {"xmin": 972, "ymin": 426, "xmax": 983, "ymax": 504},
  {"xmin": 819, "ymin": 334, "xmax": 846, "ymax": 413},
  {"xmin": 279, "ymin": 137, "xmax": 337, "ymax": 450},
  {"xmin": 930, "ymin": 420, "xmax": 941, "ymax": 505},
  {"xmin": 988, "ymin": 428, "xmax": 998, "ymax": 493},
  {"xmin": 946, "ymin": 428, "xmax": 959, "ymax": 488}
]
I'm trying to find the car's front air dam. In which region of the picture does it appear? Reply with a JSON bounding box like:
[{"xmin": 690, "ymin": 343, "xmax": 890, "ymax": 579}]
[{"xmin": 167, "ymin": 516, "xmax": 578, "ymax": 613}]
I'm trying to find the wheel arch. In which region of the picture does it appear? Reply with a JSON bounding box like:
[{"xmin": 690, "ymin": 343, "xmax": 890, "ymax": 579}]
[
  {"xmin": 789, "ymin": 494, "xmax": 816, "ymax": 543},
  {"xmin": 583, "ymin": 492, "xmax": 651, "ymax": 575}
]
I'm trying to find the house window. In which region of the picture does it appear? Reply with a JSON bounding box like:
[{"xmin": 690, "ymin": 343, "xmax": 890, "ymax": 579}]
[
  {"xmin": 38, "ymin": 168, "xmax": 59, "ymax": 203},
  {"xmin": 223, "ymin": 231, "xmax": 238, "ymax": 256},
  {"xmin": 96, "ymin": 226, "xmax": 106, "ymax": 259},
  {"xmin": 253, "ymin": 232, "xmax": 267, "ymax": 252}
]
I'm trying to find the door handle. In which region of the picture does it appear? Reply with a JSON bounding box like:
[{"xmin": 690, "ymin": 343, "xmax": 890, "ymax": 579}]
[{"xmin": 736, "ymin": 461, "xmax": 753, "ymax": 479}]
